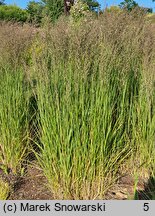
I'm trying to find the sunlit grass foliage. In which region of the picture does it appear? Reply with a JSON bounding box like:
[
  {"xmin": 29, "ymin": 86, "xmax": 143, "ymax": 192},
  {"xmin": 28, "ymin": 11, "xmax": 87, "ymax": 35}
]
[
  {"xmin": 32, "ymin": 10, "xmax": 155, "ymax": 198},
  {"xmin": 0, "ymin": 9, "xmax": 155, "ymax": 199}
]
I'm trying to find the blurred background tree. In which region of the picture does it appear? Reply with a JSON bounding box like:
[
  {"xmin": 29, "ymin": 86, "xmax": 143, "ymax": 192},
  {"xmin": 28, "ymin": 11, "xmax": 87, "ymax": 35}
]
[
  {"xmin": 0, "ymin": 0, "xmax": 5, "ymax": 5},
  {"xmin": 119, "ymin": 0, "xmax": 152, "ymax": 13},
  {"xmin": 83, "ymin": 0, "xmax": 100, "ymax": 11},
  {"xmin": 40, "ymin": 0, "xmax": 100, "ymax": 22},
  {"xmin": 41, "ymin": 0, "xmax": 64, "ymax": 22},
  {"xmin": 119, "ymin": 0, "xmax": 138, "ymax": 11},
  {"xmin": 27, "ymin": 1, "xmax": 45, "ymax": 24}
]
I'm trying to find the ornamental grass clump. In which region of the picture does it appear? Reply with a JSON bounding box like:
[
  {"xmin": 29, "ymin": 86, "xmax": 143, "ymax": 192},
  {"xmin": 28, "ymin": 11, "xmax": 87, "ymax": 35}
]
[
  {"xmin": 1, "ymin": 9, "xmax": 154, "ymax": 199},
  {"xmin": 0, "ymin": 21, "xmax": 35, "ymax": 68},
  {"xmin": 0, "ymin": 66, "xmax": 29, "ymax": 175},
  {"xmin": 31, "ymin": 9, "xmax": 155, "ymax": 199}
]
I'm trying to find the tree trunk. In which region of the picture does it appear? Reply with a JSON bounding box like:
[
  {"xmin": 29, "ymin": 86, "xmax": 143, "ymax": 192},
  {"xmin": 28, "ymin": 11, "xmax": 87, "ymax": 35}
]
[{"xmin": 64, "ymin": 0, "xmax": 74, "ymax": 15}]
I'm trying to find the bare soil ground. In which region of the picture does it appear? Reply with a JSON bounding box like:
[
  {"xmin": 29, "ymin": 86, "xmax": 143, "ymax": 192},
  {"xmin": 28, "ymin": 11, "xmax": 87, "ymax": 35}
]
[
  {"xmin": 8, "ymin": 165, "xmax": 53, "ymax": 200},
  {"xmin": 105, "ymin": 175, "xmax": 148, "ymax": 200},
  {"xmin": 1, "ymin": 163, "xmax": 151, "ymax": 200}
]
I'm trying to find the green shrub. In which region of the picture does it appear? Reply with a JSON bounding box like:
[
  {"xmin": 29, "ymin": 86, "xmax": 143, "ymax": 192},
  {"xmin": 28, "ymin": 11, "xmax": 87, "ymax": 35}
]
[{"xmin": 0, "ymin": 5, "xmax": 28, "ymax": 22}]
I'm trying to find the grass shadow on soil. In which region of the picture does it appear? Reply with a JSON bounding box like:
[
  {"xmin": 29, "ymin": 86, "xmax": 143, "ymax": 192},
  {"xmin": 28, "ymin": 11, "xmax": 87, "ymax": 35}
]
[
  {"xmin": 135, "ymin": 176, "xmax": 155, "ymax": 200},
  {"xmin": 27, "ymin": 90, "xmax": 42, "ymax": 161}
]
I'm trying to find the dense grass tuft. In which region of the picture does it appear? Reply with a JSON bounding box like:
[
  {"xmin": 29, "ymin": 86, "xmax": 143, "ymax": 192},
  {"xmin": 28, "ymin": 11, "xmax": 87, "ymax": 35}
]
[{"xmin": 0, "ymin": 9, "xmax": 155, "ymax": 199}]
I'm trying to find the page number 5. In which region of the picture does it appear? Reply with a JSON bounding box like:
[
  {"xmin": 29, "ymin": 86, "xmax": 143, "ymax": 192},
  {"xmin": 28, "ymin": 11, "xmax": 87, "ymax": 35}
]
[{"xmin": 143, "ymin": 203, "xmax": 149, "ymax": 212}]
